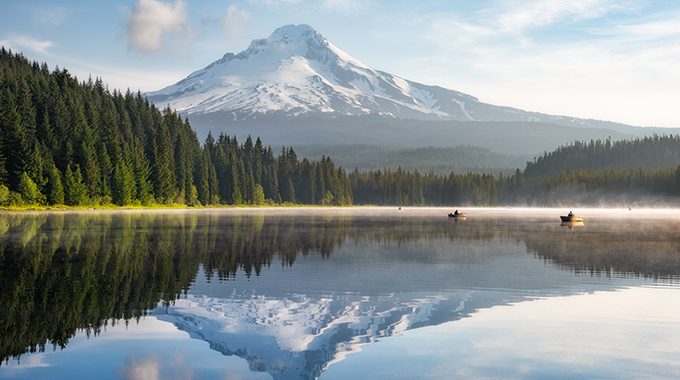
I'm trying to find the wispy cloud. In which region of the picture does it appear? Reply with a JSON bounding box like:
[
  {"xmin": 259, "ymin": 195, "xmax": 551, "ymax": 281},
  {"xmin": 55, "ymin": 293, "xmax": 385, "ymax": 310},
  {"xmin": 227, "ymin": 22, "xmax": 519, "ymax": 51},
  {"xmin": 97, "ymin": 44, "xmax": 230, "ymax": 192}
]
[
  {"xmin": 248, "ymin": 0, "xmax": 368, "ymax": 14},
  {"xmin": 247, "ymin": 0, "xmax": 304, "ymax": 8},
  {"xmin": 318, "ymin": 0, "xmax": 370, "ymax": 14},
  {"xmin": 419, "ymin": 0, "xmax": 627, "ymax": 47},
  {"xmin": 125, "ymin": 0, "xmax": 193, "ymax": 55},
  {"xmin": 0, "ymin": 35, "xmax": 54, "ymax": 54},
  {"xmin": 609, "ymin": 12, "xmax": 680, "ymax": 42},
  {"xmin": 202, "ymin": 4, "xmax": 251, "ymax": 41},
  {"xmin": 375, "ymin": 0, "xmax": 680, "ymax": 126},
  {"xmin": 495, "ymin": 0, "xmax": 625, "ymax": 33},
  {"xmin": 29, "ymin": 4, "xmax": 71, "ymax": 27}
]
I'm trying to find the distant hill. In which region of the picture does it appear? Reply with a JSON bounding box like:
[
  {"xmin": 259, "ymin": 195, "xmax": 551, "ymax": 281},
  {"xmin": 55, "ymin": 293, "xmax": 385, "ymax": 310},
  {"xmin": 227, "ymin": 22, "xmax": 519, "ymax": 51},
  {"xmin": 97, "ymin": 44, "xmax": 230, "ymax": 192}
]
[
  {"xmin": 524, "ymin": 135, "xmax": 680, "ymax": 178},
  {"xmin": 188, "ymin": 113, "xmax": 638, "ymax": 155},
  {"xmin": 293, "ymin": 144, "xmax": 530, "ymax": 176}
]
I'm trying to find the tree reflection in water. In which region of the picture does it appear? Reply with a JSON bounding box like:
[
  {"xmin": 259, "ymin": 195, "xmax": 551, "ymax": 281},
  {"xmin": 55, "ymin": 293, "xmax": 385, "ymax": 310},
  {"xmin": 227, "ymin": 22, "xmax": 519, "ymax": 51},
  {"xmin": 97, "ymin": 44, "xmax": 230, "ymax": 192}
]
[{"xmin": 1, "ymin": 209, "xmax": 680, "ymax": 368}]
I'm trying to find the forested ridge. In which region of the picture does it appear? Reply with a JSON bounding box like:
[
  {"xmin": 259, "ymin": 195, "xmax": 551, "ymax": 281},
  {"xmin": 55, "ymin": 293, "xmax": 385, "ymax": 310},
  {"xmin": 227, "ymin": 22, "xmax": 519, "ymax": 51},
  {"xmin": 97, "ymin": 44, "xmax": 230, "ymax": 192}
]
[
  {"xmin": 293, "ymin": 144, "xmax": 528, "ymax": 176},
  {"xmin": 3, "ymin": 47, "xmax": 680, "ymax": 208},
  {"xmin": 524, "ymin": 135, "xmax": 680, "ymax": 178},
  {"xmin": 499, "ymin": 136, "xmax": 680, "ymax": 206}
]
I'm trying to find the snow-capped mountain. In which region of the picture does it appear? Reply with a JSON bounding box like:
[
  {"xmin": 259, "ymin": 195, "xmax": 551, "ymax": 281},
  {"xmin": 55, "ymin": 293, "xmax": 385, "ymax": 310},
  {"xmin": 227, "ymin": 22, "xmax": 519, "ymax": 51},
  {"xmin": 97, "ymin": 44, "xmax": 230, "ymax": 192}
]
[
  {"xmin": 152, "ymin": 291, "xmax": 471, "ymax": 380},
  {"xmin": 146, "ymin": 24, "xmax": 622, "ymax": 128}
]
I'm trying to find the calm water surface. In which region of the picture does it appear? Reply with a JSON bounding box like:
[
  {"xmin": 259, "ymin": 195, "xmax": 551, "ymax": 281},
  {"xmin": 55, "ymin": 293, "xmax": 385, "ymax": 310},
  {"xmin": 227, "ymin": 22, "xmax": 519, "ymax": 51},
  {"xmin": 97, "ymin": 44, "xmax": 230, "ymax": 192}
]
[{"xmin": 1, "ymin": 207, "xmax": 679, "ymax": 379}]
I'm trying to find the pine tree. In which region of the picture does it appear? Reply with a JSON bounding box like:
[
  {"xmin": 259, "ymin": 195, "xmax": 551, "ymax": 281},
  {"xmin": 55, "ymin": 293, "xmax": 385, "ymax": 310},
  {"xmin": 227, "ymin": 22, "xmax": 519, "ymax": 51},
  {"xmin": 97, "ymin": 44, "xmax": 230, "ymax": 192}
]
[
  {"xmin": 263, "ymin": 146, "xmax": 279, "ymax": 201},
  {"xmin": 244, "ymin": 163, "xmax": 256, "ymax": 204},
  {"xmin": 297, "ymin": 158, "xmax": 315, "ymax": 204},
  {"xmin": 17, "ymin": 171, "xmax": 41, "ymax": 204},
  {"xmin": 64, "ymin": 164, "xmax": 88, "ymax": 206},
  {"xmin": 46, "ymin": 162, "xmax": 65, "ymax": 205},
  {"xmin": 0, "ymin": 184, "xmax": 9, "ymax": 206},
  {"xmin": 229, "ymin": 153, "xmax": 243, "ymax": 205},
  {"xmin": 71, "ymin": 94, "xmax": 100, "ymax": 199},
  {"xmin": 131, "ymin": 143, "xmax": 153, "ymax": 205},
  {"xmin": 196, "ymin": 150, "xmax": 210, "ymax": 205},
  {"xmin": 1, "ymin": 87, "xmax": 28, "ymax": 189},
  {"xmin": 150, "ymin": 113, "xmax": 175, "ymax": 203},
  {"xmin": 111, "ymin": 159, "xmax": 135, "ymax": 206},
  {"xmin": 97, "ymin": 142, "xmax": 113, "ymax": 202},
  {"xmin": 252, "ymin": 184, "xmax": 265, "ymax": 205}
]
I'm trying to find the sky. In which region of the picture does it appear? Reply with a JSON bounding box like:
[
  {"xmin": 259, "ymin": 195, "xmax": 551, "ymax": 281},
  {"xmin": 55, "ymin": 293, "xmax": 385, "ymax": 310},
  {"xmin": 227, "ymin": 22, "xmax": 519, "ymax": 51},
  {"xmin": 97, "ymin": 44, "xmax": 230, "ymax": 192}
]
[{"xmin": 1, "ymin": 0, "xmax": 680, "ymax": 128}]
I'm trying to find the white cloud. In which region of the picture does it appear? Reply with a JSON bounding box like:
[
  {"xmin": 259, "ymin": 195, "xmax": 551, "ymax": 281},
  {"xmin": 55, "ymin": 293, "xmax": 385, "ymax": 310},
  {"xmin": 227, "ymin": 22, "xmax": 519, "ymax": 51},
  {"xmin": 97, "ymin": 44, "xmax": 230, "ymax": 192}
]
[
  {"xmin": 1, "ymin": 353, "xmax": 50, "ymax": 370},
  {"xmin": 495, "ymin": 0, "xmax": 623, "ymax": 33},
  {"xmin": 124, "ymin": 354, "xmax": 194, "ymax": 380},
  {"xmin": 0, "ymin": 35, "xmax": 54, "ymax": 54},
  {"xmin": 126, "ymin": 0, "xmax": 193, "ymax": 55},
  {"xmin": 219, "ymin": 5, "xmax": 252, "ymax": 39}
]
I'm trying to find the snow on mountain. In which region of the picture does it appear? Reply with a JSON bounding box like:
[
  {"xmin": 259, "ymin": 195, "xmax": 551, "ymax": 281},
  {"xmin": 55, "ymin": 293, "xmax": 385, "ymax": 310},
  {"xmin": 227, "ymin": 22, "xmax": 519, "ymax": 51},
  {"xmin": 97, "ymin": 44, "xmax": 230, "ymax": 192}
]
[
  {"xmin": 148, "ymin": 24, "xmax": 461, "ymax": 120},
  {"xmin": 145, "ymin": 22, "xmax": 645, "ymax": 143},
  {"xmin": 147, "ymin": 24, "xmax": 589, "ymax": 125},
  {"xmin": 150, "ymin": 288, "xmax": 478, "ymax": 379}
]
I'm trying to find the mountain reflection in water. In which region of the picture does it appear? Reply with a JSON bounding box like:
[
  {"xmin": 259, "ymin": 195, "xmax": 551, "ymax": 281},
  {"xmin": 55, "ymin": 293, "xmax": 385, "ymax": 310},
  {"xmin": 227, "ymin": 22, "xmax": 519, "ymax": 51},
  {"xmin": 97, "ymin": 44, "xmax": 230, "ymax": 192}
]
[{"xmin": 1, "ymin": 208, "xmax": 679, "ymax": 379}]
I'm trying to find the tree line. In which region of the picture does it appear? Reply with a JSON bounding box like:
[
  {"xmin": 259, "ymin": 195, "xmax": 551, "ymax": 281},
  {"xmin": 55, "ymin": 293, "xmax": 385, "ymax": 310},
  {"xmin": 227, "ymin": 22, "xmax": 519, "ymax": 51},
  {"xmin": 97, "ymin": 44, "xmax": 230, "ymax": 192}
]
[
  {"xmin": 500, "ymin": 136, "xmax": 680, "ymax": 206},
  {"xmin": 524, "ymin": 135, "xmax": 680, "ymax": 178},
  {"xmin": 0, "ymin": 48, "xmax": 352, "ymax": 207}
]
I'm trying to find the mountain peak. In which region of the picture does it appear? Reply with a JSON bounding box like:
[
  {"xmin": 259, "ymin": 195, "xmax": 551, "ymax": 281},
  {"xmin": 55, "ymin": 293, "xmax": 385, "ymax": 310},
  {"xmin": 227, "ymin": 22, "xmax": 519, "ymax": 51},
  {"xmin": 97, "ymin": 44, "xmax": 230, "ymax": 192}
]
[
  {"xmin": 269, "ymin": 23, "xmax": 318, "ymax": 41},
  {"xmin": 146, "ymin": 24, "xmax": 616, "ymax": 130},
  {"xmin": 240, "ymin": 23, "xmax": 331, "ymax": 62}
]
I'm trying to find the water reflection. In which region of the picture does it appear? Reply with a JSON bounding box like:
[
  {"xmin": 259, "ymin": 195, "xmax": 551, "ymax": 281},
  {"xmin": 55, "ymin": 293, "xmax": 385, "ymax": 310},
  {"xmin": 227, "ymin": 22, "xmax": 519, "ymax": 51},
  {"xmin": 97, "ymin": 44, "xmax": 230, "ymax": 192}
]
[
  {"xmin": 523, "ymin": 216, "xmax": 680, "ymax": 279},
  {"xmin": 1, "ymin": 208, "xmax": 679, "ymax": 379},
  {"xmin": 560, "ymin": 220, "xmax": 584, "ymax": 230}
]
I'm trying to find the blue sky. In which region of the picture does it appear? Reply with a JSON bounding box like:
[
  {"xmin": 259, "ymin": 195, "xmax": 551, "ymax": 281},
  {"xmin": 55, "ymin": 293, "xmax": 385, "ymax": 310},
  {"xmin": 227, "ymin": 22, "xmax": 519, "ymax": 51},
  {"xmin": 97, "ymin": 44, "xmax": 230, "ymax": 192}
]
[{"xmin": 1, "ymin": 0, "xmax": 680, "ymax": 127}]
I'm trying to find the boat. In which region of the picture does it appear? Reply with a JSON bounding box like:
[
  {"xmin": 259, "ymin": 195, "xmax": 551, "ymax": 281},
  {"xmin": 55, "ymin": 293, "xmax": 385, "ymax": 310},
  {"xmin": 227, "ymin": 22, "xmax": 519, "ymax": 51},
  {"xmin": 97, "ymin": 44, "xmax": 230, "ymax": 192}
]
[
  {"xmin": 560, "ymin": 215, "xmax": 583, "ymax": 222},
  {"xmin": 448, "ymin": 212, "xmax": 466, "ymax": 218}
]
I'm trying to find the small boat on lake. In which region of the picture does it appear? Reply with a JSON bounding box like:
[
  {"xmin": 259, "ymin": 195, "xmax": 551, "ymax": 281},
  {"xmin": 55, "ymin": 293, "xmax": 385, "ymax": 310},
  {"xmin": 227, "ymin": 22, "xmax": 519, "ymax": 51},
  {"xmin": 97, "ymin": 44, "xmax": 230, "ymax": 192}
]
[
  {"xmin": 560, "ymin": 214, "xmax": 583, "ymax": 222},
  {"xmin": 448, "ymin": 212, "xmax": 466, "ymax": 218}
]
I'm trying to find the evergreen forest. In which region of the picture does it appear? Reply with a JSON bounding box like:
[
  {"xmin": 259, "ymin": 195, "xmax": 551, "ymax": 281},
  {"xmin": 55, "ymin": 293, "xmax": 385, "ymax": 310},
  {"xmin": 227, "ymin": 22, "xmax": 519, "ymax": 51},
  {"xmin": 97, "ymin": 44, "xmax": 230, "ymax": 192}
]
[
  {"xmin": 3, "ymin": 47, "xmax": 680, "ymax": 208},
  {"xmin": 0, "ymin": 48, "xmax": 352, "ymax": 207}
]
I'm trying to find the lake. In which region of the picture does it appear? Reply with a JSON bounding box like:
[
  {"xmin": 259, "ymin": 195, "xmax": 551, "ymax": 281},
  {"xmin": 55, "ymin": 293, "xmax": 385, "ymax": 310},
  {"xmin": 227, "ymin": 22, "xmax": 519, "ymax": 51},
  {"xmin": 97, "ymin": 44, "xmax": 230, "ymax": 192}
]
[{"xmin": 1, "ymin": 207, "xmax": 679, "ymax": 380}]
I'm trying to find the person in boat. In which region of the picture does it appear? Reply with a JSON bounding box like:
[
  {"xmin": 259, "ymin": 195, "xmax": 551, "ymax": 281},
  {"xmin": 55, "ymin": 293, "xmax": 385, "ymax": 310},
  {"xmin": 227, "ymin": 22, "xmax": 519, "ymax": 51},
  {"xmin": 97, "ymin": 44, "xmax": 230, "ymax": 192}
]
[
  {"xmin": 454, "ymin": 210, "xmax": 459, "ymax": 216},
  {"xmin": 568, "ymin": 211, "xmax": 574, "ymax": 217}
]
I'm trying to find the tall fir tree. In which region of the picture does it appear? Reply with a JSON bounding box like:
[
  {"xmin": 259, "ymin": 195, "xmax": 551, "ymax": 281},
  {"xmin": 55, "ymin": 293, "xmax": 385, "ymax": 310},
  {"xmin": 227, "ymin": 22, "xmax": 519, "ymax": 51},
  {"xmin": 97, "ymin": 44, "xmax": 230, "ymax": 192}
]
[
  {"xmin": 64, "ymin": 164, "xmax": 88, "ymax": 206},
  {"xmin": 150, "ymin": 112, "xmax": 175, "ymax": 203},
  {"xmin": 45, "ymin": 162, "xmax": 65, "ymax": 205},
  {"xmin": 111, "ymin": 159, "xmax": 134, "ymax": 206}
]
